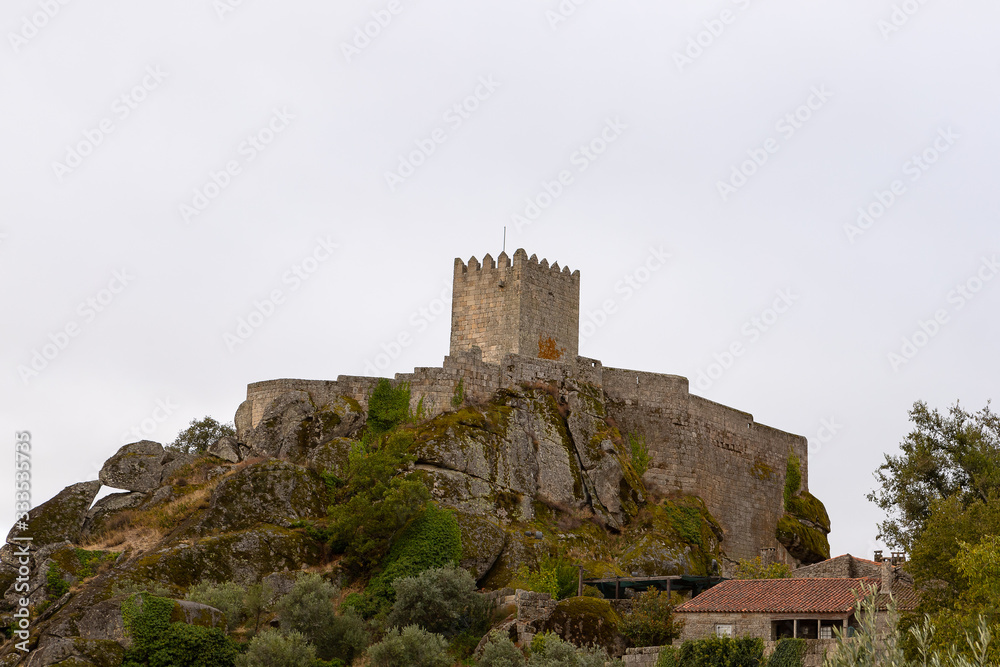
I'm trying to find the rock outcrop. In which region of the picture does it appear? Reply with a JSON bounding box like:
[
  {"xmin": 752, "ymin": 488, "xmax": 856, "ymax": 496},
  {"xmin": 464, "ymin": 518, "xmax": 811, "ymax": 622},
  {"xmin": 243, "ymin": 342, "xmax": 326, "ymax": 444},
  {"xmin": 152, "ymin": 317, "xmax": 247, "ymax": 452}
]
[{"xmin": 98, "ymin": 441, "xmax": 195, "ymax": 492}]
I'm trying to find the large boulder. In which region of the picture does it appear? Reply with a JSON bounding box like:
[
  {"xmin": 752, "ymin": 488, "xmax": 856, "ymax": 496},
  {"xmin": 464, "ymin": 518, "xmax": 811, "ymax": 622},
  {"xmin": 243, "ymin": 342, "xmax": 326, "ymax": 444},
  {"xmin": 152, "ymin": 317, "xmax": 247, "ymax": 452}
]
[
  {"xmin": 538, "ymin": 596, "xmax": 626, "ymax": 657},
  {"xmin": 19, "ymin": 636, "xmax": 124, "ymax": 667},
  {"xmin": 207, "ymin": 436, "xmax": 243, "ymax": 464},
  {"xmin": 98, "ymin": 441, "xmax": 164, "ymax": 492},
  {"xmin": 81, "ymin": 491, "xmax": 148, "ymax": 540},
  {"xmin": 188, "ymin": 460, "xmax": 328, "ymax": 535},
  {"xmin": 124, "ymin": 525, "xmax": 324, "ymax": 587},
  {"xmin": 246, "ymin": 392, "xmax": 365, "ymax": 461},
  {"xmin": 5, "ymin": 481, "xmax": 101, "ymax": 547},
  {"xmin": 455, "ymin": 512, "xmax": 507, "ymax": 583}
]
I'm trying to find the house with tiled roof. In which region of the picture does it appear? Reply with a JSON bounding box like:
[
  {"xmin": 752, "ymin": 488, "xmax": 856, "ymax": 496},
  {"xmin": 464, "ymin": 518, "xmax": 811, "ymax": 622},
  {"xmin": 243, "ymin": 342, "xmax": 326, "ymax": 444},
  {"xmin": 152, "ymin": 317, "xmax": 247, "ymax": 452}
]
[{"xmin": 673, "ymin": 557, "xmax": 917, "ymax": 666}]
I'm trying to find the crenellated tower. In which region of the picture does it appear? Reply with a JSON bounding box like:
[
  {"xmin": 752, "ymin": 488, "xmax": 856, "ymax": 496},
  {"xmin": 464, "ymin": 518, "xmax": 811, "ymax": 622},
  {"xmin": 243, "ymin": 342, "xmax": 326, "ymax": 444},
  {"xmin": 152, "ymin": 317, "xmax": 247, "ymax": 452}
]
[{"xmin": 450, "ymin": 248, "xmax": 580, "ymax": 365}]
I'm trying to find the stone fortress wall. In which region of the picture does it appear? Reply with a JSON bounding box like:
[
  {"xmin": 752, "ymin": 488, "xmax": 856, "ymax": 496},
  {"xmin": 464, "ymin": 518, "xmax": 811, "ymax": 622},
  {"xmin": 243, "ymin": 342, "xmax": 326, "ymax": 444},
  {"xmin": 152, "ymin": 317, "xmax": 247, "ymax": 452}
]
[{"xmin": 241, "ymin": 250, "xmax": 810, "ymax": 563}]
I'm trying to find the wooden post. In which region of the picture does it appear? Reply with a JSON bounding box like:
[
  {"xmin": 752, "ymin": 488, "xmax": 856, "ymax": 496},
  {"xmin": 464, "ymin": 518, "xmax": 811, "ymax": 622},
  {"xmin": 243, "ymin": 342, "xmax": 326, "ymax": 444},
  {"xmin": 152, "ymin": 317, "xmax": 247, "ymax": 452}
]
[
  {"xmin": 615, "ymin": 577, "xmax": 620, "ymax": 600},
  {"xmin": 577, "ymin": 566, "xmax": 583, "ymax": 597},
  {"xmin": 793, "ymin": 619, "xmax": 798, "ymax": 639},
  {"xmin": 666, "ymin": 578, "xmax": 671, "ymax": 599}
]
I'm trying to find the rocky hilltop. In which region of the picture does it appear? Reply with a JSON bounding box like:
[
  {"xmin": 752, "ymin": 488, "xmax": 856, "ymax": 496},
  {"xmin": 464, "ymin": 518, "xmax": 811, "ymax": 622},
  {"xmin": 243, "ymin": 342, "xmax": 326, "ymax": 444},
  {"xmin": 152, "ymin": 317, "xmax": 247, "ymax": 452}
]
[{"xmin": 0, "ymin": 374, "xmax": 829, "ymax": 666}]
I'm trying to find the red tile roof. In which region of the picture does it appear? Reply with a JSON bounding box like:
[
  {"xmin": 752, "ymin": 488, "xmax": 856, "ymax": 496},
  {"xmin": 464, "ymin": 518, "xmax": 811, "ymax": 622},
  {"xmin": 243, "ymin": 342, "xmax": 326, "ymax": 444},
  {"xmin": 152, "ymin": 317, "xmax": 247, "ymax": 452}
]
[{"xmin": 675, "ymin": 578, "xmax": 880, "ymax": 614}]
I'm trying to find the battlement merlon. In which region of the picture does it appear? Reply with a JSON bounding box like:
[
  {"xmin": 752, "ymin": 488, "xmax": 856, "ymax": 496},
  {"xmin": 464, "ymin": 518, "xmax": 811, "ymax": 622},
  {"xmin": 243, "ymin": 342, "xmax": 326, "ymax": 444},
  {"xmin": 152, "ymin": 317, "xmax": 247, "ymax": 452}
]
[{"xmin": 451, "ymin": 248, "xmax": 580, "ymax": 365}]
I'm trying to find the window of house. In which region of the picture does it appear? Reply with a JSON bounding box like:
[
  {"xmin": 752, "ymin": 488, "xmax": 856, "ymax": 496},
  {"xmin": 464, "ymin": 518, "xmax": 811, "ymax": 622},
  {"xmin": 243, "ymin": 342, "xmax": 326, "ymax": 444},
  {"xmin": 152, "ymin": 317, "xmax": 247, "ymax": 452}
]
[
  {"xmin": 715, "ymin": 624, "xmax": 734, "ymax": 638},
  {"xmin": 820, "ymin": 626, "xmax": 833, "ymax": 639}
]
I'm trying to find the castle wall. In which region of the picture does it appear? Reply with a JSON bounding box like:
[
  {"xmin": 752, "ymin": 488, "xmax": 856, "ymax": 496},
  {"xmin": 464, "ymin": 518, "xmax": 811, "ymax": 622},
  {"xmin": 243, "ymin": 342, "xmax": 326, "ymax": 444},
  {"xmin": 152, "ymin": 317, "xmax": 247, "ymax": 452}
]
[{"xmin": 602, "ymin": 368, "xmax": 809, "ymax": 562}]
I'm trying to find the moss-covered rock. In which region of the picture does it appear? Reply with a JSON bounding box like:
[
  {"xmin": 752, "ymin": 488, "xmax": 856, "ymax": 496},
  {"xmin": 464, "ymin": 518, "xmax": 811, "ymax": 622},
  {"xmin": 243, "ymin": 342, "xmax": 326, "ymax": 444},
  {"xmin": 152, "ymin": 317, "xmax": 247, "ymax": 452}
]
[
  {"xmin": 99, "ymin": 441, "xmax": 169, "ymax": 493},
  {"xmin": 455, "ymin": 512, "xmax": 507, "ymax": 582},
  {"xmin": 305, "ymin": 437, "xmax": 355, "ymax": 477},
  {"xmin": 776, "ymin": 514, "xmax": 830, "ymax": 564},
  {"xmin": 5, "ymin": 481, "xmax": 102, "ymax": 547},
  {"xmin": 247, "ymin": 391, "xmax": 364, "ymax": 461},
  {"xmin": 538, "ymin": 596, "xmax": 625, "ymax": 656},
  {"xmin": 187, "ymin": 460, "xmax": 328, "ymax": 536},
  {"xmin": 124, "ymin": 524, "xmax": 323, "ymax": 588},
  {"xmin": 785, "ymin": 491, "xmax": 831, "ymax": 533}
]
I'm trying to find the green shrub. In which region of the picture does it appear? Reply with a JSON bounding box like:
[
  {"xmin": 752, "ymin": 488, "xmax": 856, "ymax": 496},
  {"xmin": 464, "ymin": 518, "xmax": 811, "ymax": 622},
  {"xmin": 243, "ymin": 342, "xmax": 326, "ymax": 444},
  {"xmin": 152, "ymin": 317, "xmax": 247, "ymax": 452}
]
[
  {"xmin": 367, "ymin": 379, "xmax": 411, "ymax": 436},
  {"xmin": 527, "ymin": 632, "xmax": 621, "ymax": 667},
  {"xmin": 655, "ymin": 646, "xmax": 679, "ymax": 667},
  {"xmin": 765, "ymin": 638, "xmax": 805, "ymax": 667},
  {"xmin": 388, "ymin": 564, "xmax": 491, "ymax": 637},
  {"xmin": 367, "ymin": 625, "xmax": 451, "ymax": 667},
  {"xmin": 168, "ymin": 416, "xmax": 235, "ymax": 455},
  {"xmin": 187, "ymin": 580, "xmax": 247, "ymax": 632},
  {"xmin": 236, "ymin": 629, "xmax": 317, "ymax": 667},
  {"xmin": 328, "ymin": 432, "xmax": 431, "ymax": 575},
  {"xmin": 628, "ymin": 433, "xmax": 651, "ymax": 477},
  {"xmin": 619, "ymin": 590, "xmax": 683, "ymax": 647},
  {"xmin": 143, "ymin": 623, "xmax": 238, "ymax": 667},
  {"xmin": 732, "ymin": 556, "xmax": 792, "ymax": 580},
  {"xmin": 674, "ymin": 636, "xmax": 764, "ymax": 667},
  {"xmin": 510, "ymin": 557, "xmax": 579, "ymax": 601},
  {"xmin": 352, "ymin": 504, "xmax": 462, "ymax": 618},
  {"xmin": 478, "ymin": 631, "xmax": 526, "ymax": 667},
  {"xmin": 121, "ymin": 592, "xmax": 238, "ymax": 667},
  {"xmin": 275, "ymin": 573, "xmax": 367, "ymax": 663},
  {"xmin": 45, "ymin": 563, "xmax": 69, "ymax": 598}
]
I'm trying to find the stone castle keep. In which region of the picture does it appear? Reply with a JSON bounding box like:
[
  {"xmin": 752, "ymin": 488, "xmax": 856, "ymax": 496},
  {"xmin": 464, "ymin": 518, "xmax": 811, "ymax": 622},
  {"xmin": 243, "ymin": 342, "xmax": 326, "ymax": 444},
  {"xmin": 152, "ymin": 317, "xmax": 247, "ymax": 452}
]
[{"xmin": 238, "ymin": 249, "xmax": 814, "ymax": 563}]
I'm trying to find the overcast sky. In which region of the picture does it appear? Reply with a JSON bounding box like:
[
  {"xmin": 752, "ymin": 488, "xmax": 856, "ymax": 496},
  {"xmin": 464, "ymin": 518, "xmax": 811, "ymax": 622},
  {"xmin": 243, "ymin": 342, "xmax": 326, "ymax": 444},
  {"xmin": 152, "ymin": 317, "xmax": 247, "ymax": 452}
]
[{"xmin": 2, "ymin": 0, "xmax": 998, "ymax": 561}]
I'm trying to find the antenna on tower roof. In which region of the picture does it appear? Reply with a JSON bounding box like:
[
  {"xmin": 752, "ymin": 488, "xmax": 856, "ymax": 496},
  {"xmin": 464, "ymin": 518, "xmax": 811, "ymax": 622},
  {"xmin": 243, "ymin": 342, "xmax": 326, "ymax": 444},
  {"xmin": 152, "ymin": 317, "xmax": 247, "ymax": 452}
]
[{"xmin": 502, "ymin": 226, "xmax": 506, "ymax": 254}]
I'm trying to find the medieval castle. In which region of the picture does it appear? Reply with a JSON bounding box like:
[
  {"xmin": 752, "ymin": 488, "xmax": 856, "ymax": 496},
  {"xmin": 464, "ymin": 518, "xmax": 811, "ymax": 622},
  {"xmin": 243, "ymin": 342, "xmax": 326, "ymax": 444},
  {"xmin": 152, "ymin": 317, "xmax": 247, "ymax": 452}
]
[{"xmin": 237, "ymin": 249, "xmax": 814, "ymax": 563}]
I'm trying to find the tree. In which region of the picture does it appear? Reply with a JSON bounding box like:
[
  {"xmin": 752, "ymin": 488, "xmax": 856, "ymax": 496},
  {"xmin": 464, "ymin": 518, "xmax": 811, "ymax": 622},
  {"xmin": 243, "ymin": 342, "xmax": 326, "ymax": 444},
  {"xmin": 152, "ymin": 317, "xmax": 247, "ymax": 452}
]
[
  {"xmin": 236, "ymin": 629, "xmax": 316, "ymax": 667},
  {"xmin": 168, "ymin": 416, "xmax": 236, "ymax": 455},
  {"xmin": 387, "ymin": 564, "xmax": 491, "ymax": 637},
  {"xmin": 274, "ymin": 573, "xmax": 368, "ymax": 663},
  {"xmin": 732, "ymin": 556, "xmax": 792, "ymax": 580},
  {"xmin": 618, "ymin": 590, "xmax": 684, "ymax": 647},
  {"xmin": 867, "ymin": 401, "xmax": 1000, "ymax": 551},
  {"xmin": 367, "ymin": 625, "xmax": 450, "ymax": 667}
]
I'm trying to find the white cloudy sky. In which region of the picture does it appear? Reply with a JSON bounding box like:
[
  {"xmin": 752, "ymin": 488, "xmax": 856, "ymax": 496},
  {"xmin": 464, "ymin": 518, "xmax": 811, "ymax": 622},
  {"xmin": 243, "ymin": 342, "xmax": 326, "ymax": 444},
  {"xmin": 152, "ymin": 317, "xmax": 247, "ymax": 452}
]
[{"xmin": 2, "ymin": 0, "xmax": 998, "ymax": 561}]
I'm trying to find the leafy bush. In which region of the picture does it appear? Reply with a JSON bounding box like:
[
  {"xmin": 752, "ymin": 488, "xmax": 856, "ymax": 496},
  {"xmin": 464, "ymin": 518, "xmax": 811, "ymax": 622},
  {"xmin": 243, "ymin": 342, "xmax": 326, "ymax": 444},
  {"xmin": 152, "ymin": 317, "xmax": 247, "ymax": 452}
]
[
  {"xmin": 168, "ymin": 416, "xmax": 235, "ymax": 455},
  {"xmin": 765, "ymin": 638, "xmax": 805, "ymax": 667},
  {"xmin": 367, "ymin": 625, "xmax": 451, "ymax": 667},
  {"xmin": 367, "ymin": 379, "xmax": 412, "ymax": 436},
  {"xmin": 142, "ymin": 623, "xmax": 238, "ymax": 667},
  {"xmin": 121, "ymin": 592, "xmax": 238, "ymax": 667},
  {"xmin": 783, "ymin": 454, "xmax": 802, "ymax": 509},
  {"xmin": 187, "ymin": 581, "xmax": 247, "ymax": 632},
  {"xmin": 619, "ymin": 590, "xmax": 683, "ymax": 647},
  {"xmin": 510, "ymin": 557, "xmax": 579, "ymax": 600},
  {"xmin": 527, "ymin": 632, "xmax": 622, "ymax": 667},
  {"xmin": 655, "ymin": 646, "xmax": 679, "ymax": 667},
  {"xmin": 629, "ymin": 433, "xmax": 651, "ymax": 477},
  {"xmin": 388, "ymin": 564, "xmax": 491, "ymax": 637},
  {"xmin": 45, "ymin": 563, "xmax": 69, "ymax": 598},
  {"xmin": 351, "ymin": 504, "xmax": 462, "ymax": 618},
  {"xmin": 328, "ymin": 432, "xmax": 431, "ymax": 575},
  {"xmin": 478, "ymin": 631, "xmax": 526, "ymax": 667},
  {"xmin": 674, "ymin": 636, "xmax": 764, "ymax": 667},
  {"xmin": 732, "ymin": 556, "xmax": 792, "ymax": 580},
  {"xmin": 236, "ymin": 629, "xmax": 317, "ymax": 667},
  {"xmin": 275, "ymin": 573, "xmax": 368, "ymax": 663}
]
